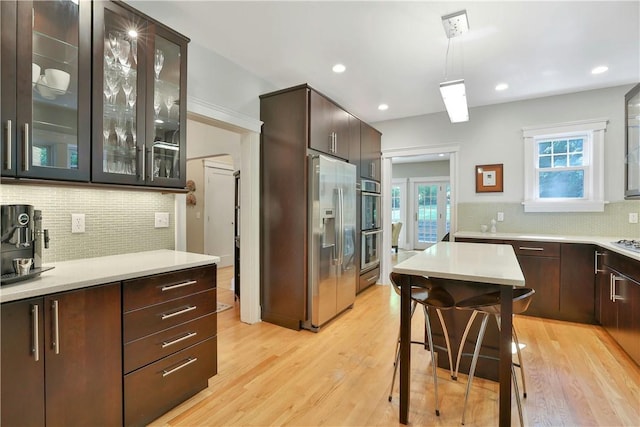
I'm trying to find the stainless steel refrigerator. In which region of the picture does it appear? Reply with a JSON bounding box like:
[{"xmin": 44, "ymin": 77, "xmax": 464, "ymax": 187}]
[{"xmin": 303, "ymin": 154, "xmax": 357, "ymax": 331}]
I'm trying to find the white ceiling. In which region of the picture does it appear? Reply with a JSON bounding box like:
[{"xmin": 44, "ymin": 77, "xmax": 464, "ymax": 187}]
[{"xmin": 128, "ymin": 1, "xmax": 640, "ymax": 124}]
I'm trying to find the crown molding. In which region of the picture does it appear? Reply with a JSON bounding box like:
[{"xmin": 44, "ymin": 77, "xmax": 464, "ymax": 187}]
[{"xmin": 187, "ymin": 96, "xmax": 262, "ymax": 134}]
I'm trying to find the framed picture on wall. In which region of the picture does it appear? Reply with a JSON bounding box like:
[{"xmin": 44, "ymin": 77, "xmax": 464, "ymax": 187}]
[{"xmin": 475, "ymin": 164, "xmax": 504, "ymax": 192}]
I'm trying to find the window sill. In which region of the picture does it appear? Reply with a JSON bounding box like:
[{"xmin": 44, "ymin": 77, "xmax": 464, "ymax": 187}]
[{"xmin": 522, "ymin": 200, "xmax": 607, "ymax": 213}]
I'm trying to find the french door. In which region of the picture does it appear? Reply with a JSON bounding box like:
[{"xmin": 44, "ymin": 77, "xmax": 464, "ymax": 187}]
[{"xmin": 413, "ymin": 180, "xmax": 450, "ymax": 250}]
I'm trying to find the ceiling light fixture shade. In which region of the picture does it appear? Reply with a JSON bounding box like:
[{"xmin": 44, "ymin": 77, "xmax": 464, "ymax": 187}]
[{"xmin": 440, "ymin": 79, "xmax": 469, "ymax": 123}]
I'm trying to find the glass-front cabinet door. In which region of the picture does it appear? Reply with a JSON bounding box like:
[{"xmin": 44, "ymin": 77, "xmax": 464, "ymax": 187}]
[
  {"xmin": 92, "ymin": 1, "xmax": 146, "ymax": 185},
  {"xmin": 2, "ymin": 0, "xmax": 90, "ymax": 180},
  {"xmin": 146, "ymin": 24, "xmax": 187, "ymax": 187}
]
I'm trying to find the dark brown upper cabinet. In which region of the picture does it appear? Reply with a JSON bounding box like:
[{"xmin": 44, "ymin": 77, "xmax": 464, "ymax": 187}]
[
  {"xmin": 360, "ymin": 121, "xmax": 381, "ymax": 181},
  {"xmin": 92, "ymin": 1, "xmax": 188, "ymax": 188},
  {"xmin": 1, "ymin": 0, "xmax": 91, "ymax": 181},
  {"xmin": 309, "ymin": 90, "xmax": 350, "ymax": 160}
]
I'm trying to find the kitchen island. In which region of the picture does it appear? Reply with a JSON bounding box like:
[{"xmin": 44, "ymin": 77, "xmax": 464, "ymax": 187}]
[
  {"xmin": 1, "ymin": 250, "xmax": 219, "ymax": 427},
  {"xmin": 393, "ymin": 241, "xmax": 525, "ymax": 427}
]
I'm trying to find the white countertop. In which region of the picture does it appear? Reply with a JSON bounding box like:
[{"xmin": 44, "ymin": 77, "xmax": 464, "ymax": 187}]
[
  {"xmin": 454, "ymin": 231, "xmax": 640, "ymax": 262},
  {"xmin": 393, "ymin": 241, "xmax": 525, "ymax": 287},
  {"xmin": 0, "ymin": 250, "xmax": 219, "ymax": 303}
]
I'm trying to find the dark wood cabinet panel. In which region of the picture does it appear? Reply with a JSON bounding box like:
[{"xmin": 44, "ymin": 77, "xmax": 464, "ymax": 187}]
[
  {"xmin": 516, "ymin": 254, "xmax": 560, "ymax": 318},
  {"xmin": 1, "ymin": 283, "xmax": 122, "ymax": 427},
  {"xmin": 1, "ymin": 298, "xmax": 45, "ymax": 427},
  {"xmin": 560, "ymin": 244, "xmax": 596, "ymax": 323},
  {"xmin": 360, "ymin": 121, "xmax": 381, "ymax": 181},
  {"xmin": 309, "ymin": 90, "xmax": 349, "ymax": 160},
  {"xmin": 125, "ymin": 337, "xmax": 217, "ymax": 427},
  {"xmin": 44, "ymin": 283, "xmax": 122, "ymax": 426},
  {"xmin": 123, "ymin": 264, "xmax": 216, "ymax": 312},
  {"xmin": 358, "ymin": 266, "xmax": 379, "ymax": 293}
]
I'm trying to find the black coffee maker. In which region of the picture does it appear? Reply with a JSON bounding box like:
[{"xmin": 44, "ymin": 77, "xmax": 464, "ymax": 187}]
[{"xmin": 1, "ymin": 204, "xmax": 51, "ymax": 283}]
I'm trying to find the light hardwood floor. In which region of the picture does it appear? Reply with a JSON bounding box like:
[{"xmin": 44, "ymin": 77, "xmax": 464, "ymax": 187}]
[{"xmin": 149, "ymin": 266, "xmax": 640, "ymax": 426}]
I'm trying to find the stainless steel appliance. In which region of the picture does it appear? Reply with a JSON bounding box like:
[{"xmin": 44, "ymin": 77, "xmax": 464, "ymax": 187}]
[
  {"xmin": 612, "ymin": 239, "xmax": 640, "ymax": 253},
  {"xmin": 1, "ymin": 204, "xmax": 52, "ymax": 284},
  {"xmin": 303, "ymin": 154, "xmax": 357, "ymax": 331},
  {"xmin": 361, "ymin": 179, "xmax": 381, "ymax": 230},
  {"xmin": 361, "ymin": 179, "xmax": 382, "ymax": 273}
]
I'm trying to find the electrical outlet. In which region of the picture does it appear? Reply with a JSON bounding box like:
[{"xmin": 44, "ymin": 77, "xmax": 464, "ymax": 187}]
[
  {"xmin": 629, "ymin": 213, "xmax": 638, "ymax": 224},
  {"xmin": 155, "ymin": 212, "xmax": 170, "ymax": 228},
  {"xmin": 497, "ymin": 212, "xmax": 504, "ymax": 222},
  {"xmin": 72, "ymin": 213, "xmax": 85, "ymax": 233}
]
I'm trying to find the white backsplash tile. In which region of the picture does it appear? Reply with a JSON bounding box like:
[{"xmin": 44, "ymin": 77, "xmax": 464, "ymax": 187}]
[
  {"xmin": 1, "ymin": 184, "xmax": 175, "ymax": 263},
  {"xmin": 457, "ymin": 201, "xmax": 640, "ymax": 238}
]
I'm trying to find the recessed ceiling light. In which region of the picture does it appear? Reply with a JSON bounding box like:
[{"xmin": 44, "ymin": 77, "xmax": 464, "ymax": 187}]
[
  {"xmin": 591, "ymin": 65, "xmax": 608, "ymax": 75},
  {"xmin": 378, "ymin": 104, "xmax": 389, "ymax": 111},
  {"xmin": 495, "ymin": 83, "xmax": 509, "ymax": 91},
  {"xmin": 332, "ymin": 63, "xmax": 346, "ymax": 73}
]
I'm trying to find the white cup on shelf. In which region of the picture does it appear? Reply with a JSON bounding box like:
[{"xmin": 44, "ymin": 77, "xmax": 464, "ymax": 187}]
[{"xmin": 44, "ymin": 68, "xmax": 70, "ymax": 94}]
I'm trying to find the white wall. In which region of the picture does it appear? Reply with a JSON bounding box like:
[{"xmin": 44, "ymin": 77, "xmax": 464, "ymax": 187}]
[
  {"xmin": 126, "ymin": 1, "xmax": 277, "ymax": 120},
  {"xmin": 392, "ymin": 160, "xmax": 449, "ymax": 179},
  {"xmin": 376, "ymin": 85, "xmax": 633, "ymax": 203},
  {"xmin": 187, "ymin": 116, "xmax": 242, "ymax": 166}
]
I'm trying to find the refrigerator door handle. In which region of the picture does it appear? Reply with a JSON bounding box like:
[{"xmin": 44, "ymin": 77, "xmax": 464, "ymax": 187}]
[{"xmin": 338, "ymin": 187, "xmax": 345, "ymax": 266}]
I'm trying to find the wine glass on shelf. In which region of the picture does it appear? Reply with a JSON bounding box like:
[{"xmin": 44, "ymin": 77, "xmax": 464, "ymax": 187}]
[
  {"xmin": 104, "ymin": 40, "xmax": 115, "ymax": 66},
  {"xmin": 131, "ymin": 39, "xmax": 138, "ymax": 64},
  {"xmin": 122, "ymin": 75, "xmax": 134, "ymax": 108},
  {"xmin": 118, "ymin": 40, "xmax": 130, "ymax": 66},
  {"xmin": 108, "ymin": 31, "xmax": 122, "ymax": 60},
  {"xmin": 105, "ymin": 66, "xmax": 121, "ymax": 104},
  {"xmin": 154, "ymin": 89, "xmax": 161, "ymax": 118},
  {"xmin": 127, "ymin": 90, "xmax": 136, "ymax": 109},
  {"xmin": 154, "ymin": 49, "xmax": 164, "ymax": 80},
  {"xmin": 165, "ymin": 94, "xmax": 175, "ymax": 120}
]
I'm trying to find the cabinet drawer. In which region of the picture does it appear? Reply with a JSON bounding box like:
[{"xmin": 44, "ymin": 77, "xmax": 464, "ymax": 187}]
[
  {"xmin": 124, "ymin": 289, "xmax": 216, "ymax": 343},
  {"xmin": 359, "ymin": 266, "xmax": 380, "ymax": 293},
  {"xmin": 123, "ymin": 265, "xmax": 216, "ymax": 312},
  {"xmin": 511, "ymin": 241, "xmax": 560, "ymax": 257},
  {"xmin": 124, "ymin": 336, "xmax": 217, "ymax": 427},
  {"xmin": 124, "ymin": 312, "xmax": 216, "ymax": 374}
]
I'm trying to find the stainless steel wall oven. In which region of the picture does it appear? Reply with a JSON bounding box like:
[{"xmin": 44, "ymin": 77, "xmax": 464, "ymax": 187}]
[{"xmin": 361, "ymin": 179, "xmax": 381, "ymax": 272}]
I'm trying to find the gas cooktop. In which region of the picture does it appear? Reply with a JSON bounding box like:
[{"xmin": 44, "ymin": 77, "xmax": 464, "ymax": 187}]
[{"xmin": 611, "ymin": 239, "xmax": 640, "ymax": 253}]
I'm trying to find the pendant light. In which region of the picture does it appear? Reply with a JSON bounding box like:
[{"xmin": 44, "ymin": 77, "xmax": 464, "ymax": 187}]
[{"xmin": 440, "ymin": 10, "xmax": 469, "ymax": 123}]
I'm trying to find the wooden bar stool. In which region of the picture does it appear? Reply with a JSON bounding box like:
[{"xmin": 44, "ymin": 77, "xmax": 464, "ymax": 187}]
[
  {"xmin": 453, "ymin": 287, "xmax": 535, "ymax": 426},
  {"xmin": 388, "ymin": 272, "xmax": 456, "ymax": 416}
]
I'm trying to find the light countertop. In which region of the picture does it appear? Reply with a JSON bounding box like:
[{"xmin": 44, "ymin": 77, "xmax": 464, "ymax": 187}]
[
  {"xmin": 454, "ymin": 231, "xmax": 640, "ymax": 262},
  {"xmin": 393, "ymin": 241, "xmax": 525, "ymax": 286},
  {"xmin": 0, "ymin": 250, "xmax": 220, "ymax": 303}
]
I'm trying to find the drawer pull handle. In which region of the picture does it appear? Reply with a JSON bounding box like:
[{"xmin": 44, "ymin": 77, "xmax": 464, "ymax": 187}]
[
  {"xmin": 162, "ymin": 357, "xmax": 198, "ymax": 377},
  {"xmin": 161, "ymin": 280, "xmax": 197, "ymax": 292},
  {"xmin": 32, "ymin": 304, "xmax": 39, "ymax": 362},
  {"xmin": 160, "ymin": 305, "xmax": 197, "ymax": 320},
  {"xmin": 161, "ymin": 331, "xmax": 198, "ymax": 348},
  {"xmin": 366, "ymin": 276, "xmax": 378, "ymax": 283},
  {"xmin": 518, "ymin": 246, "xmax": 544, "ymax": 251}
]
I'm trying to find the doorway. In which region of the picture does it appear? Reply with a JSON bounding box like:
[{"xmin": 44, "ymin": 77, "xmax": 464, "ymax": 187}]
[
  {"xmin": 412, "ymin": 179, "xmax": 450, "ymax": 249},
  {"xmin": 204, "ymin": 160, "xmax": 235, "ymax": 268}
]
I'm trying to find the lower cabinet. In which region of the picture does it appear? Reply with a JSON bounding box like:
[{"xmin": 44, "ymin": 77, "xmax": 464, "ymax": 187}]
[
  {"xmin": 123, "ymin": 264, "xmax": 218, "ymax": 427},
  {"xmin": 598, "ymin": 251, "xmax": 640, "ymax": 365},
  {"xmin": 1, "ymin": 263, "xmax": 218, "ymax": 427},
  {"xmin": 1, "ymin": 283, "xmax": 122, "ymax": 427},
  {"xmin": 358, "ymin": 266, "xmax": 379, "ymax": 293}
]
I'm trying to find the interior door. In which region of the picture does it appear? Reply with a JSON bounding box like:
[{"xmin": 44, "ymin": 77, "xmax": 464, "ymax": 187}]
[
  {"xmin": 412, "ymin": 181, "xmax": 450, "ymax": 250},
  {"xmin": 204, "ymin": 163, "xmax": 235, "ymax": 268}
]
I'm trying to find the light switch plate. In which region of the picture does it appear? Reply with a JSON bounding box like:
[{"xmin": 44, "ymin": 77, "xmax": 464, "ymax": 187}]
[
  {"xmin": 497, "ymin": 212, "xmax": 504, "ymax": 222},
  {"xmin": 629, "ymin": 213, "xmax": 638, "ymax": 224},
  {"xmin": 155, "ymin": 212, "xmax": 170, "ymax": 228},
  {"xmin": 72, "ymin": 213, "xmax": 85, "ymax": 233}
]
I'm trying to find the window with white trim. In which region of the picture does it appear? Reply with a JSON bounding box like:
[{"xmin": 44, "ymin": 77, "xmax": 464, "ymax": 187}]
[{"xmin": 522, "ymin": 118, "xmax": 608, "ymax": 212}]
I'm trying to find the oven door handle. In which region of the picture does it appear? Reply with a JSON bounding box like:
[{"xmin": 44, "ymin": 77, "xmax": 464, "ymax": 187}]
[{"xmin": 362, "ymin": 229, "xmax": 383, "ymax": 236}]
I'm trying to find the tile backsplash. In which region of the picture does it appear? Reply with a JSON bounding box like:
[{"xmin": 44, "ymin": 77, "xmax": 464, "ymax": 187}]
[
  {"xmin": 457, "ymin": 201, "xmax": 640, "ymax": 238},
  {"xmin": 1, "ymin": 184, "xmax": 175, "ymax": 263}
]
